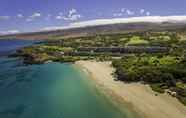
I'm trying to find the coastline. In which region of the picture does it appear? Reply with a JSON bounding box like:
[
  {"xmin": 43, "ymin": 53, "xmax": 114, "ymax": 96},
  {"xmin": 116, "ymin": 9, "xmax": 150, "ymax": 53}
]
[
  {"xmin": 74, "ymin": 61, "xmax": 141, "ymax": 118},
  {"xmin": 75, "ymin": 60, "xmax": 186, "ymax": 118}
]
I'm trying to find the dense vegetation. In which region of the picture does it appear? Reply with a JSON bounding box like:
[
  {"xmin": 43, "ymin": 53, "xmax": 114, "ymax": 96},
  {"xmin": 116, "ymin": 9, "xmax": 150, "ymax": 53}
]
[
  {"xmin": 45, "ymin": 31, "xmax": 179, "ymax": 47},
  {"xmin": 12, "ymin": 30, "xmax": 186, "ymax": 105},
  {"xmin": 12, "ymin": 45, "xmax": 80, "ymax": 64},
  {"xmin": 112, "ymin": 50, "xmax": 186, "ymax": 105}
]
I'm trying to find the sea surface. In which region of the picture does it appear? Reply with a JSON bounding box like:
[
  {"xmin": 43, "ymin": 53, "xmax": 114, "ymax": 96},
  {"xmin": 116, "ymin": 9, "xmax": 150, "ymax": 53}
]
[
  {"xmin": 0, "ymin": 39, "xmax": 136, "ymax": 118},
  {"xmin": 0, "ymin": 39, "xmax": 35, "ymax": 57}
]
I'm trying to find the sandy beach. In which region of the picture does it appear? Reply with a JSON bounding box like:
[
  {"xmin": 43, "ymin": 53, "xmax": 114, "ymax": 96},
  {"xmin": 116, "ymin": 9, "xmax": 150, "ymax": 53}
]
[{"xmin": 76, "ymin": 61, "xmax": 186, "ymax": 118}]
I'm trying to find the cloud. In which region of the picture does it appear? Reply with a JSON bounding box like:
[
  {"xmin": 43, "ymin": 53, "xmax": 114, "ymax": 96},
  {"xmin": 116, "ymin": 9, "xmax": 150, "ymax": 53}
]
[
  {"xmin": 126, "ymin": 9, "xmax": 134, "ymax": 15},
  {"xmin": 113, "ymin": 8, "xmax": 150, "ymax": 17},
  {"xmin": 0, "ymin": 30, "xmax": 19, "ymax": 35},
  {"xmin": 42, "ymin": 26, "xmax": 68, "ymax": 31},
  {"xmin": 69, "ymin": 8, "xmax": 77, "ymax": 16},
  {"xmin": 66, "ymin": 8, "xmax": 81, "ymax": 21},
  {"xmin": 113, "ymin": 8, "xmax": 135, "ymax": 17},
  {"xmin": 26, "ymin": 12, "xmax": 41, "ymax": 22},
  {"xmin": 121, "ymin": 8, "xmax": 125, "ymax": 12},
  {"xmin": 42, "ymin": 15, "xmax": 186, "ymax": 31},
  {"xmin": 56, "ymin": 15, "xmax": 63, "ymax": 20},
  {"xmin": 0, "ymin": 16, "xmax": 10, "ymax": 20},
  {"xmin": 56, "ymin": 8, "xmax": 81, "ymax": 21},
  {"xmin": 56, "ymin": 12, "xmax": 64, "ymax": 20},
  {"xmin": 70, "ymin": 16, "xmax": 186, "ymax": 27},
  {"xmin": 17, "ymin": 14, "xmax": 24, "ymax": 18},
  {"xmin": 140, "ymin": 9, "xmax": 145, "ymax": 14},
  {"xmin": 66, "ymin": 14, "xmax": 81, "ymax": 21},
  {"xmin": 26, "ymin": 18, "xmax": 33, "ymax": 22},
  {"xmin": 30, "ymin": 12, "xmax": 41, "ymax": 18},
  {"xmin": 146, "ymin": 12, "xmax": 151, "ymax": 16},
  {"xmin": 113, "ymin": 9, "xmax": 135, "ymax": 17},
  {"xmin": 113, "ymin": 13, "xmax": 123, "ymax": 17}
]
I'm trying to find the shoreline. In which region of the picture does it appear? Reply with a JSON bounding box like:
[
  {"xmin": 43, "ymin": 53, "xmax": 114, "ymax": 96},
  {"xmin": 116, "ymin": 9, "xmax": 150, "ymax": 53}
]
[
  {"xmin": 75, "ymin": 62, "xmax": 141, "ymax": 118},
  {"xmin": 75, "ymin": 60, "xmax": 186, "ymax": 118}
]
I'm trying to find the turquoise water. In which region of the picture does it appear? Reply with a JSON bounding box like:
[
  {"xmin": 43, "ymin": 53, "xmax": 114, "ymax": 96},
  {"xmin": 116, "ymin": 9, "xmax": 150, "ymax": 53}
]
[
  {"xmin": 0, "ymin": 57, "xmax": 136, "ymax": 118},
  {"xmin": 0, "ymin": 39, "xmax": 137, "ymax": 118}
]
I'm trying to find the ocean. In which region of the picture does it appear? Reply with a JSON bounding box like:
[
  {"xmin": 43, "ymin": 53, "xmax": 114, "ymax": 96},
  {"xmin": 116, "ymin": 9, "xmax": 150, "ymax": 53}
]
[{"xmin": 0, "ymin": 39, "xmax": 136, "ymax": 118}]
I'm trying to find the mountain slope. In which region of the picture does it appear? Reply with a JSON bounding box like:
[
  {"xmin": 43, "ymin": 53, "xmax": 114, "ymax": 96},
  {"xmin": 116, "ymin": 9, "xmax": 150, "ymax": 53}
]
[{"xmin": 1, "ymin": 21, "xmax": 186, "ymax": 40}]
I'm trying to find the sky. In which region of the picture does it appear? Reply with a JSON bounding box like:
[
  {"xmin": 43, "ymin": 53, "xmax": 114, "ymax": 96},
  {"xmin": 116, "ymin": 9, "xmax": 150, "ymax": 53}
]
[{"xmin": 0, "ymin": 0, "xmax": 186, "ymax": 34}]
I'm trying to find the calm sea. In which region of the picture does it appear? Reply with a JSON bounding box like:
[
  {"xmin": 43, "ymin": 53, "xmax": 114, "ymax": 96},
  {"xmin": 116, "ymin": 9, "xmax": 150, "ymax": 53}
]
[{"xmin": 0, "ymin": 39, "xmax": 137, "ymax": 118}]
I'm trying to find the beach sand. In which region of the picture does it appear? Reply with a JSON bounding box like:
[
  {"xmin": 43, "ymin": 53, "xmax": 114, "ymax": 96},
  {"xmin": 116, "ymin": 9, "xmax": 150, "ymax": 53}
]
[{"xmin": 76, "ymin": 61, "xmax": 186, "ymax": 118}]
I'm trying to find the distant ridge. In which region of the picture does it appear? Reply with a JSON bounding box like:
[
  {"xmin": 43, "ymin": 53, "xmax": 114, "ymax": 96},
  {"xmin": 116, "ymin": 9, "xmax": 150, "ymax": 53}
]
[{"xmin": 1, "ymin": 16, "xmax": 186, "ymax": 40}]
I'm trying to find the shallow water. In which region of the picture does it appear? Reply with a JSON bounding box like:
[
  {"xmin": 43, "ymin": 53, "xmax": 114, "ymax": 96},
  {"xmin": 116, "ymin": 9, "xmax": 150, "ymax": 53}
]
[{"xmin": 0, "ymin": 39, "xmax": 137, "ymax": 118}]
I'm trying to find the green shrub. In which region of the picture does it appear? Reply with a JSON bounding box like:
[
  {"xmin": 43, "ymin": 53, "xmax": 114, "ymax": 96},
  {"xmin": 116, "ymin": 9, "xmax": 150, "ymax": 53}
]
[
  {"xmin": 126, "ymin": 36, "xmax": 149, "ymax": 46},
  {"xmin": 177, "ymin": 96, "xmax": 186, "ymax": 106},
  {"xmin": 150, "ymin": 83, "xmax": 165, "ymax": 93}
]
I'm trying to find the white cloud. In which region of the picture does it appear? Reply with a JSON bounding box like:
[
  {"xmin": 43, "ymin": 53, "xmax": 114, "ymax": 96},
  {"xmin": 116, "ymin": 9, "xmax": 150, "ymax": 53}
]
[
  {"xmin": 56, "ymin": 8, "xmax": 81, "ymax": 21},
  {"xmin": 146, "ymin": 12, "xmax": 151, "ymax": 16},
  {"xmin": 42, "ymin": 26, "xmax": 68, "ymax": 31},
  {"xmin": 126, "ymin": 9, "xmax": 134, "ymax": 15},
  {"xmin": 69, "ymin": 9, "xmax": 77, "ymax": 15},
  {"xmin": 62, "ymin": 15, "xmax": 81, "ymax": 21},
  {"xmin": 121, "ymin": 8, "xmax": 125, "ymax": 12},
  {"xmin": 140, "ymin": 9, "xmax": 145, "ymax": 14},
  {"xmin": 0, "ymin": 30, "xmax": 19, "ymax": 35},
  {"xmin": 26, "ymin": 12, "xmax": 41, "ymax": 22},
  {"xmin": 0, "ymin": 16, "xmax": 10, "ymax": 20},
  {"xmin": 71, "ymin": 16, "xmax": 186, "ymax": 27},
  {"xmin": 17, "ymin": 14, "xmax": 24, "ymax": 18},
  {"xmin": 67, "ymin": 8, "xmax": 81, "ymax": 21},
  {"xmin": 113, "ymin": 8, "xmax": 126, "ymax": 17},
  {"xmin": 113, "ymin": 8, "xmax": 150, "ymax": 17},
  {"xmin": 42, "ymin": 15, "xmax": 186, "ymax": 31},
  {"xmin": 26, "ymin": 18, "xmax": 33, "ymax": 22},
  {"xmin": 56, "ymin": 12, "xmax": 64, "ymax": 20},
  {"xmin": 56, "ymin": 15, "xmax": 64, "ymax": 20},
  {"xmin": 113, "ymin": 13, "xmax": 122, "ymax": 17},
  {"xmin": 30, "ymin": 12, "xmax": 41, "ymax": 18},
  {"xmin": 67, "ymin": 14, "xmax": 81, "ymax": 21}
]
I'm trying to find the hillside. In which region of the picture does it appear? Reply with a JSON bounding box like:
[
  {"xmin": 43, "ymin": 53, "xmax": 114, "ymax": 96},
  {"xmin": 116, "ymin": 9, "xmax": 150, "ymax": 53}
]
[{"xmin": 1, "ymin": 21, "xmax": 186, "ymax": 40}]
